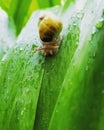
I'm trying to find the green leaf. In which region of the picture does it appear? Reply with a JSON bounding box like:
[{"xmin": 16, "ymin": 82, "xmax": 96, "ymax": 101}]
[
  {"xmin": 48, "ymin": 28, "xmax": 104, "ymax": 130},
  {"xmin": 62, "ymin": 0, "xmax": 76, "ymax": 12},
  {"xmin": 0, "ymin": 8, "xmax": 15, "ymax": 60},
  {"xmin": 0, "ymin": 0, "xmax": 39, "ymax": 35},
  {"xmin": 47, "ymin": 1, "xmax": 104, "ymax": 130},
  {"xmin": 38, "ymin": 0, "xmax": 61, "ymax": 8},
  {"xmin": 0, "ymin": 11, "xmax": 44, "ymax": 130},
  {"xmin": 0, "ymin": 0, "xmax": 104, "ymax": 130},
  {"xmin": 34, "ymin": 10, "xmax": 81, "ymax": 130}
]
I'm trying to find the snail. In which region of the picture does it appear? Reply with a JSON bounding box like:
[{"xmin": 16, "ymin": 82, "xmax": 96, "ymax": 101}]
[{"xmin": 33, "ymin": 11, "xmax": 63, "ymax": 56}]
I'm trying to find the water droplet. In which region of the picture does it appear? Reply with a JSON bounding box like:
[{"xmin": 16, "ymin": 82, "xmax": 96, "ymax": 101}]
[
  {"xmin": 20, "ymin": 99, "xmax": 24, "ymax": 105},
  {"xmin": 21, "ymin": 110, "xmax": 24, "ymax": 116},
  {"xmin": 21, "ymin": 107, "xmax": 26, "ymax": 116},
  {"xmin": 20, "ymin": 47, "xmax": 23, "ymax": 51},
  {"xmin": 102, "ymin": 90, "xmax": 104, "ymax": 94},
  {"xmin": 96, "ymin": 19, "xmax": 104, "ymax": 29},
  {"xmin": 25, "ymin": 88, "xmax": 30, "ymax": 94},
  {"xmin": 55, "ymin": 109, "xmax": 59, "ymax": 114},
  {"xmin": 92, "ymin": 27, "xmax": 96, "ymax": 34},
  {"xmin": 85, "ymin": 66, "xmax": 89, "ymax": 71},
  {"xmin": 24, "ymin": 107, "xmax": 26, "ymax": 111},
  {"xmin": 93, "ymin": 52, "xmax": 96, "ymax": 57},
  {"xmin": 73, "ymin": 23, "xmax": 77, "ymax": 26},
  {"xmin": 5, "ymin": 89, "xmax": 9, "ymax": 94},
  {"xmin": 2, "ymin": 54, "xmax": 8, "ymax": 61}
]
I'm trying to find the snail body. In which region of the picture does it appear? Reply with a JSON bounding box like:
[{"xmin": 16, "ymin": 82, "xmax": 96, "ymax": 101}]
[{"xmin": 33, "ymin": 11, "xmax": 63, "ymax": 56}]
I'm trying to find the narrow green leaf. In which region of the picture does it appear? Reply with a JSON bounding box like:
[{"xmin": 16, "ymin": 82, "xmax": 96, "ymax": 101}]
[
  {"xmin": 0, "ymin": 1, "xmax": 104, "ymax": 130},
  {"xmin": 0, "ymin": 0, "xmax": 11, "ymax": 13},
  {"xmin": 0, "ymin": 0, "xmax": 39, "ymax": 35},
  {"xmin": 62, "ymin": 0, "xmax": 76, "ymax": 12},
  {"xmin": 53, "ymin": 0, "xmax": 61, "ymax": 5},
  {"xmin": 0, "ymin": 8, "xmax": 15, "ymax": 60},
  {"xmin": 48, "ymin": 1, "xmax": 104, "ymax": 130},
  {"xmin": 0, "ymin": 11, "xmax": 44, "ymax": 130},
  {"xmin": 38, "ymin": 0, "xmax": 61, "ymax": 8},
  {"xmin": 34, "ymin": 8, "xmax": 81, "ymax": 130},
  {"xmin": 11, "ymin": 0, "xmax": 33, "ymax": 35}
]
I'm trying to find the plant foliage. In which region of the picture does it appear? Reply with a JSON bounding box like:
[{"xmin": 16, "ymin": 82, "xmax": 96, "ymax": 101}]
[{"xmin": 0, "ymin": 0, "xmax": 104, "ymax": 130}]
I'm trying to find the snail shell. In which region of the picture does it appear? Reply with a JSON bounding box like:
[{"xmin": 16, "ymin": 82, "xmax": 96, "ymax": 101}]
[
  {"xmin": 38, "ymin": 12, "xmax": 63, "ymax": 42},
  {"xmin": 32, "ymin": 12, "xmax": 63, "ymax": 56}
]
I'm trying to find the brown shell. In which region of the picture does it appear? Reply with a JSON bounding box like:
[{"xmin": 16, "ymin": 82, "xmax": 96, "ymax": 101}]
[{"xmin": 38, "ymin": 15, "xmax": 62, "ymax": 42}]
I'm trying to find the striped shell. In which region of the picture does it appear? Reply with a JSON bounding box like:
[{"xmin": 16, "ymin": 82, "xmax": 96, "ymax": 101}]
[{"xmin": 38, "ymin": 13, "xmax": 62, "ymax": 42}]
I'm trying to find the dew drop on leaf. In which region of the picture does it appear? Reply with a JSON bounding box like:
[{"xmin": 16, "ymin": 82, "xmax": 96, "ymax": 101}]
[
  {"xmin": 93, "ymin": 52, "xmax": 96, "ymax": 57},
  {"xmin": 85, "ymin": 65, "xmax": 89, "ymax": 71},
  {"xmin": 25, "ymin": 88, "xmax": 30, "ymax": 94},
  {"xmin": 19, "ymin": 47, "xmax": 23, "ymax": 51},
  {"xmin": 102, "ymin": 90, "xmax": 104, "ymax": 94},
  {"xmin": 21, "ymin": 110, "xmax": 24, "ymax": 116},
  {"xmin": 55, "ymin": 109, "xmax": 59, "ymax": 114},
  {"xmin": 96, "ymin": 19, "xmax": 104, "ymax": 29},
  {"xmin": 21, "ymin": 107, "xmax": 26, "ymax": 116}
]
